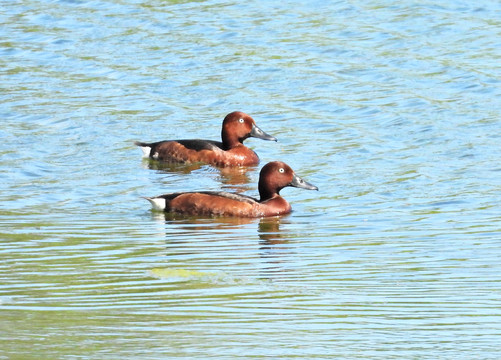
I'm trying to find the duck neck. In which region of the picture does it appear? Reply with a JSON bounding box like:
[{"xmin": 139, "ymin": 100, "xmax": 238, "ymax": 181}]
[
  {"xmin": 222, "ymin": 139, "xmax": 242, "ymax": 150},
  {"xmin": 222, "ymin": 129, "xmax": 246, "ymax": 150},
  {"xmin": 259, "ymin": 182, "xmax": 280, "ymax": 202}
]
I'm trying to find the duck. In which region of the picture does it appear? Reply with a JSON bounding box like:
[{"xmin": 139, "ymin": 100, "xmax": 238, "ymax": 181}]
[
  {"xmin": 135, "ymin": 111, "xmax": 276, "ymax": 167},
  {"xmin": 144, "ymin": 161, "xmax": 318, "ymax": 217}
]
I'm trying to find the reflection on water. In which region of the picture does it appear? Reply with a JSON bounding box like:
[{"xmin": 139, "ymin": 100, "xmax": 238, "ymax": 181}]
[
  {"xmin": 258, "ymin": 216, "xmax": 287, "ymax": 244},
  {"xmin": 143, "ymin": 158, "xmax": 256, "ymax": 190},
  {"xmin": 143, "ymin": 159, "xmax": 209, "ymax": 174},
  {"xmin": 152, "ymin": 210, "xmax": 257, "ymax": 225},
  {"xmin": 152, "ymin": 212, "xmax": 295, "ymax": 280},
  {"xmin": 258, "ymin": 217, "xmax": 295, "ymax": 279}
]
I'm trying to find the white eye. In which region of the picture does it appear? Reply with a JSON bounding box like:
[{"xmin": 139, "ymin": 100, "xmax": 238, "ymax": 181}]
[
  {"xmin": 278, "ymin": 168, "xmax": 285, "ymax": 173},
  {"xmin": 238, "ymin": 118, "xmax": 244, "ymax": 123}
]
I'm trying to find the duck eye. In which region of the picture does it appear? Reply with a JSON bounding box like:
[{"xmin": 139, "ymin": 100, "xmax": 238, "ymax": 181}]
[
  {"xmin": 278, "ymin": 168, "xmax": 285, "ymax": 173},
  {"xmin": 238, "ymin": 118, "xmax": 244, "ymax": 123}
]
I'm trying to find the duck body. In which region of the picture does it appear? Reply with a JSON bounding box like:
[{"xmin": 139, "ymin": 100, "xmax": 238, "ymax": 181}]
[
  {"xmin": 146, "ymin": 191, "xmax": 291, "ymax": 217},
  {"xmin": 135, "ymin": 111, "xmax": 276, "ymax": 167},
  {"xmin": 135, "ymin": 139, "xmax": 259, "ymax": 167},
  {"xmin": 145, "ymin": 161, "xmax": 318, "ymax": 218}
]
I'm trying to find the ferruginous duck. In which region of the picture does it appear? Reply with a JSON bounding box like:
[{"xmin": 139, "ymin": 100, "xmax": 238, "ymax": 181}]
[
  {"xmin": 135, "ymin": 111, "xmax": 276, "ymax": 167},
  {"xmin": 144, "ymin": 161, "xmax": 318, "ymax": 217}
]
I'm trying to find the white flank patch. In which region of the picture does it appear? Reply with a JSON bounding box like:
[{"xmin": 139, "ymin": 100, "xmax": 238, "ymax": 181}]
[
  {"xmin": 145, "ymin": 197, "xmax": 166, "ymax": 211},
  {"xmin": 139, "ymin": 146, "xmax": 151, "ymax": 158}
]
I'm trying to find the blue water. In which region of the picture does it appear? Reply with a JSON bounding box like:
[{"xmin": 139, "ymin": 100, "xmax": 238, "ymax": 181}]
[{"xmin": 1, "ymin": 1, "xmax": 501, "ymax": 359}]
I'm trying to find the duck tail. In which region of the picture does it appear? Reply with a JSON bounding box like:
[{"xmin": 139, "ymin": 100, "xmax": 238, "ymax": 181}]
[
  {"xmin": 134, "ymin": 141, "xmax": 152, "ymax": 157},
  {"xmin": 142, "ymin": 196, "xmax": 166, "ymax": 211}
]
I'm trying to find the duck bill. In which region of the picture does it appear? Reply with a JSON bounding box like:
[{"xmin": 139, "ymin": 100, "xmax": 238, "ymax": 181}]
[
  {"xmin": 250, "ymin": 123, "xmax": 277, "ymax": 141},
  {"xmin": 289, "ymin": 173, "xmax": 318, "ymax": 190}
]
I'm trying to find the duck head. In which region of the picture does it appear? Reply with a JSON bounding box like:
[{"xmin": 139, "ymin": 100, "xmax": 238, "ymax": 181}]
[
  {"xmin": 221, "ymin": 111, "xmax": 277, "ymax": 149},
  {"xmin": 258, "ymin": 161, "xmax": 318, "ymax": 202}
]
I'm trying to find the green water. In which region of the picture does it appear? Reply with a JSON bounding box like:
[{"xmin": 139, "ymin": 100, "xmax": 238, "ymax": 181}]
[{"xmin": 1, "ymin": 0, "xmax": 501, "ymax": 359}]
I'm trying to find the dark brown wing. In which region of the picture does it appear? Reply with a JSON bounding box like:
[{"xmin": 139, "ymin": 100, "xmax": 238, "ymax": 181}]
[
  {"xmin": 159, "ymin": 191, "xmax": 258, "ymax": 205},
  {"xmin": 135, "ymin": 139, "xmax": 223, "ymax": 152}
]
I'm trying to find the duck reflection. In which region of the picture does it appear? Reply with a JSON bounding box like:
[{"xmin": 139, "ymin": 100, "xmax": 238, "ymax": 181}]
[
  {"xmin": 143, "ymin": 159, "xmax": 255, "ymax": 190},
  {"xmin": 258, "ymin": 216, "xmax": 288, "ymax": 244},
  {"xmin": 156, "ymin": 212, "xmax": 256, "ymax": 226},
  {"xmin": 151, "ymin": 212, "xmax": 288, "ymax": 233},
  {"xmin": 257, "ymin": 216, "xmax": 295, "ymax": 279},
  {"xmin": 218, "ymin": 166, "xmax": 256, "ymax": 189},
  {"xmin": 149, "ymin": 212, "xmax": 294, "ymax": 280},
  {"xmin": 144, "ymin": 159, "xmax": 206, "ymax": 174}
]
